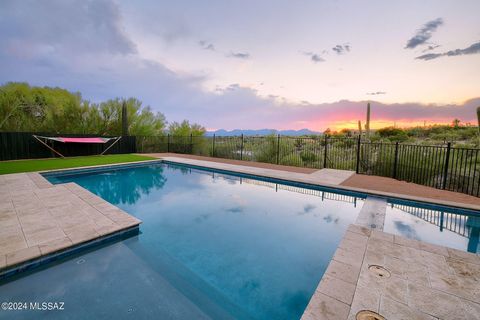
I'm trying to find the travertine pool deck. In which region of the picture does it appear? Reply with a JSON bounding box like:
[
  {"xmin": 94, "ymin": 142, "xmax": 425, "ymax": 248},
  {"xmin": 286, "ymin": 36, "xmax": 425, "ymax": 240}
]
[
  {"xmin": 0, "ymin": 172, "xmax": 141, "ymax": 273},
  {"xmin": 301, "ymin": 225, "xmax": 480, "ymax": 320}
]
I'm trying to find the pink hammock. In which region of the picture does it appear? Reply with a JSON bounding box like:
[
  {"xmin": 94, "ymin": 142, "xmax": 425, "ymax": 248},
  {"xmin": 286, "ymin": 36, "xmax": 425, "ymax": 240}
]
[
  {"xmin": 40, "ymin": 136, "xmax": 115, "ymax": 144},
  {"xmin": 33, "ymin": 135, "xmax": 122, "ymax": 158}
]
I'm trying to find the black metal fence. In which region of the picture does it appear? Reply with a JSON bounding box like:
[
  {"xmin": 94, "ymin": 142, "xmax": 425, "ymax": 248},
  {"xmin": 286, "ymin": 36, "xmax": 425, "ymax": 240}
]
[
  {"xmin": 0, "ymin": 132, "xmax": 136, "ymax": 161},
  {"xmin": 136, "ymin": 134, "xmax": 480, "ymax": 197},
  {"xmin": 1, "ymin": 132, "xmax": 478, "ymax": 197}
]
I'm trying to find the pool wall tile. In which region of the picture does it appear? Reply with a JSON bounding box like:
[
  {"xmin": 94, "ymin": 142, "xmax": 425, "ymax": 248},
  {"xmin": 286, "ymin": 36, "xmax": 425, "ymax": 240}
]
[{"xmin": 0, "ymin": 226, "xmax": 139, "ymax": 281}]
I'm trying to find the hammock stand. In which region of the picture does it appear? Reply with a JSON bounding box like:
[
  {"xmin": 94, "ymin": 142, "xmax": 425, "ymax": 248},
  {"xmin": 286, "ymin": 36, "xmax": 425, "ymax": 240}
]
[{"xmin": 32, "ymin": 135, "xmax": 122, "ymax": 158}]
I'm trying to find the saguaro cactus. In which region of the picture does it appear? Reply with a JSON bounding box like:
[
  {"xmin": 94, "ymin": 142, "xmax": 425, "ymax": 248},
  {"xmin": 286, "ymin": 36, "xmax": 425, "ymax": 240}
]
[
  {"xmin": 477, "ymin": 106, "xmax": 480, "ymax": 133},
  {"xmin": 365, "ymin": 102, "xmax": 371, "ymax": 139}
]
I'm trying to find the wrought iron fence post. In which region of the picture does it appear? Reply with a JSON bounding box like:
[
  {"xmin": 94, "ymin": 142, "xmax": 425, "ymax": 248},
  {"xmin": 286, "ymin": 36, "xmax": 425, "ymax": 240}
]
[
  {"xmin": 276, "ymin": 134, "xmax": 280, "ymax": 164},
  {"xmin": 355, "ymin": 135, "xmax": 361, "ymax": 173},
  {"xmin": 442, "ymin": 142, "xmax": 451, "ymax": 189},
  {"xmin": 190, "ymin": 133, "xmax": 193, "ymax": 154},
  {"xmin": 212, "ymin": 134, "xmax": 216, "ymax": 157},
  {"xmin": 323, "ymin": 135, "xmax": 328, "ymax": 168},
  {"xmin": 393, "ymin": 142, "xmax": 399, "ymax": 178},
  {"xmin": 167, "ymin": 134, "xmax": 170, "ymax": 152},
  {"xmin": 240, "ymin": 134, "xmax": 244, "ymax": 160}
]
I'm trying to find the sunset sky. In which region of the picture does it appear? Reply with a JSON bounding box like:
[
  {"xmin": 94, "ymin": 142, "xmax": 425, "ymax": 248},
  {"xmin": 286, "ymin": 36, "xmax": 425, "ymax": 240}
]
[{"xmin": 1, "ymin": 0, "xmax": 479, "ymax": 131}]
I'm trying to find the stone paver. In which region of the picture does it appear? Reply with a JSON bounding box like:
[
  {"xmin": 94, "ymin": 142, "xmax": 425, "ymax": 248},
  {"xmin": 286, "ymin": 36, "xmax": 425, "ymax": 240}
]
[
  {"xmin": 355, "ymin": 196, "xmax": 387, "ymax": 229},
  {"xmin": 308, "ymin": 168, "xmax": 355, "ymax": 185},
  {"xmin": 302, "ymin": 291, "xmax": 350, "ymax": 320},
  {"xmin": 0, "ymin": 173, "xmax": 141, "ymax": 272},
  {"xmin": 317, "ymin": 275, "xmax": 356, "ymax": 305}
]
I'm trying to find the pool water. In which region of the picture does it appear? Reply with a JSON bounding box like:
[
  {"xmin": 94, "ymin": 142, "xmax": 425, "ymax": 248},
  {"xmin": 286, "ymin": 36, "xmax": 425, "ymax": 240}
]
[
  {"xmin": 0, "ymin": 163, "xmax": 364, "ymax": 320},
  {"xmin": 384, "ymin": 201, "xmax": 480, "ymax": 254}
]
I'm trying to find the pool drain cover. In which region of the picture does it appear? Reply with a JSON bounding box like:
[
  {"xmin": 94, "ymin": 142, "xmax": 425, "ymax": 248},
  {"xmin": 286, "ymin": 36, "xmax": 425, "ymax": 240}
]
[
  {"xmin": 356, "ymin": 310, "xmax": 385, "ymax": 320},
  {"xmin": 368, "ymin": 265, "xmax": 390, "ymax": 278}
]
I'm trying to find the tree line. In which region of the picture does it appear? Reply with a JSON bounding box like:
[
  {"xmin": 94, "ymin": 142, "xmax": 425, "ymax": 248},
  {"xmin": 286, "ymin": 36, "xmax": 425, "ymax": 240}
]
[{"xmin": 0, "ymin": 82, "xmax": 205, "ymax": 137}]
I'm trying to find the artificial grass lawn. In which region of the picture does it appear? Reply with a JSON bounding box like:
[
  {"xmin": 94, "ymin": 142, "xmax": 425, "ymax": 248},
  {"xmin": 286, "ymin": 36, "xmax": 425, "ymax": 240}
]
[{"xmin": 0, "ymin": 154, "xmax": 157, "ymax": 175}]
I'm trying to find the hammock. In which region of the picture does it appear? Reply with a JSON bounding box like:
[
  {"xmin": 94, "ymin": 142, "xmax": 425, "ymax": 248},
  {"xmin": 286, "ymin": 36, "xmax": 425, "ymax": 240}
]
[{"xmin": 33, "ymin": 135, "xmax": 122, "ymax": 158}]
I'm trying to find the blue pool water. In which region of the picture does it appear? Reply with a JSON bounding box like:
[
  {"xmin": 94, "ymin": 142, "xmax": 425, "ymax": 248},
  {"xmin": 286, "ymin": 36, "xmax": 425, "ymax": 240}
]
[{"xmin": 0, "ymin": 162, "xmax": 365, "ymax": 320}]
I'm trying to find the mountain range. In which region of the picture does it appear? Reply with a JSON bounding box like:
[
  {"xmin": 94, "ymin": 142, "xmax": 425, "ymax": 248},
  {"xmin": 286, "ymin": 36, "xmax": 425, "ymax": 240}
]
[{"xmin": 205, "ymin": 129, "xmax": 321, "ymax": 136}]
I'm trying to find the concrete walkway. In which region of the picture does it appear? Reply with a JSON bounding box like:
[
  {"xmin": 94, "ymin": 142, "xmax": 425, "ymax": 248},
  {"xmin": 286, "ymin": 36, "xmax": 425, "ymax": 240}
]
[{"xmin": 342, "ymin": 174, "xmax": 480, "ymax": 207}]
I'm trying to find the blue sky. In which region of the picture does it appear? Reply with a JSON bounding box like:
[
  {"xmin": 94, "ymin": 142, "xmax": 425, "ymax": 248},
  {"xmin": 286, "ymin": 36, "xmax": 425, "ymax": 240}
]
[{"xmin": 1, "ymin": 0, "xmax": 479, "ymax": 130}]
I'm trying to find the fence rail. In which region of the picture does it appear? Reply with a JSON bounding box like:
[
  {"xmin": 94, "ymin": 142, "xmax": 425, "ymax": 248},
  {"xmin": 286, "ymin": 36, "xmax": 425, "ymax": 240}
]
[{"xmin": 136, "ymin": 134, "xmax": 480, "ymax": 197}]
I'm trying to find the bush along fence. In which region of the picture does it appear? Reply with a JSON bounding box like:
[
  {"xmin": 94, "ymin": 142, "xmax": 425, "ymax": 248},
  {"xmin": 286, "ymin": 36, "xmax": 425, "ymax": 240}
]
[
  {"xmin": 136, "ymin": 134, "xmax": 480, "ymax": 197},
  {"xmin": 0, "ymin": 132, "xmax": 136, "ymax": 161}
]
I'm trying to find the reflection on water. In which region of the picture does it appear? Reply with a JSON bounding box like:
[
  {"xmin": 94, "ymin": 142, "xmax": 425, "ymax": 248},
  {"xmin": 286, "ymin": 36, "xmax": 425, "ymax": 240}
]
[
  {"xmin": 49, "ymin": 165, "xmax": 167, "ymax": 205},
  {"xmin": 385, "ymin": 203, "xmax": 480, "ymax": 253}
]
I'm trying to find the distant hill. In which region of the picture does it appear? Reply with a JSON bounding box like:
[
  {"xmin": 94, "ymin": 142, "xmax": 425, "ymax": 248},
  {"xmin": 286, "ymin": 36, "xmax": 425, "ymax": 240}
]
[{"xmin": 205, "ymin": 129, "xmax": 321, "ymax": 136}]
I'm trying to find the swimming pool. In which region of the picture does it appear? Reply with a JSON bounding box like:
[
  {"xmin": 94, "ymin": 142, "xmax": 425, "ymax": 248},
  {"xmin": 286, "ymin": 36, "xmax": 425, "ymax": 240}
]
[
  {"xmin": 0, "ymin": 162, "xmax": 364, "ymax": 320},
  {"xmin": 1, "ymin": 161, "xmax": 479, "ymax": 319}
]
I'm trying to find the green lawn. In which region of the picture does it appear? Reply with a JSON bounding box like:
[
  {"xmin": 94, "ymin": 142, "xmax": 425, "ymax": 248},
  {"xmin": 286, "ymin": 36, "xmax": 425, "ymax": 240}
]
[{"xmin": 0, "ymin": 154, "xmax": 158, "ymax": 175}]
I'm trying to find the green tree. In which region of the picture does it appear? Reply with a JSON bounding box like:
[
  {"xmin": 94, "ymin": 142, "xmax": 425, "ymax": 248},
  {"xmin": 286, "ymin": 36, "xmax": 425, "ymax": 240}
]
[
  {"xmin": 97, "ymin": 98, "xmax": 166, "ymax": 136},
  {"xmin": 376, "ymin": 127, "xmax": 409, "ymax": 142},
  {"xmin": 0, "ymin": 82, "xmax": 167, "ymax": 136},
  {"xmin": 168, "ymin": 120, "xmax": 205, "ymax": 136}
]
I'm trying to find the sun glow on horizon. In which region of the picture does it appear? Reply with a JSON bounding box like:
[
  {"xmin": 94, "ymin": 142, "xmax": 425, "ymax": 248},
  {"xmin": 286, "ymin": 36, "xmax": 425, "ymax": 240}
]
[{"xmin": 320, "ymin": 119, "xmax": 460, "ymax": 132}]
